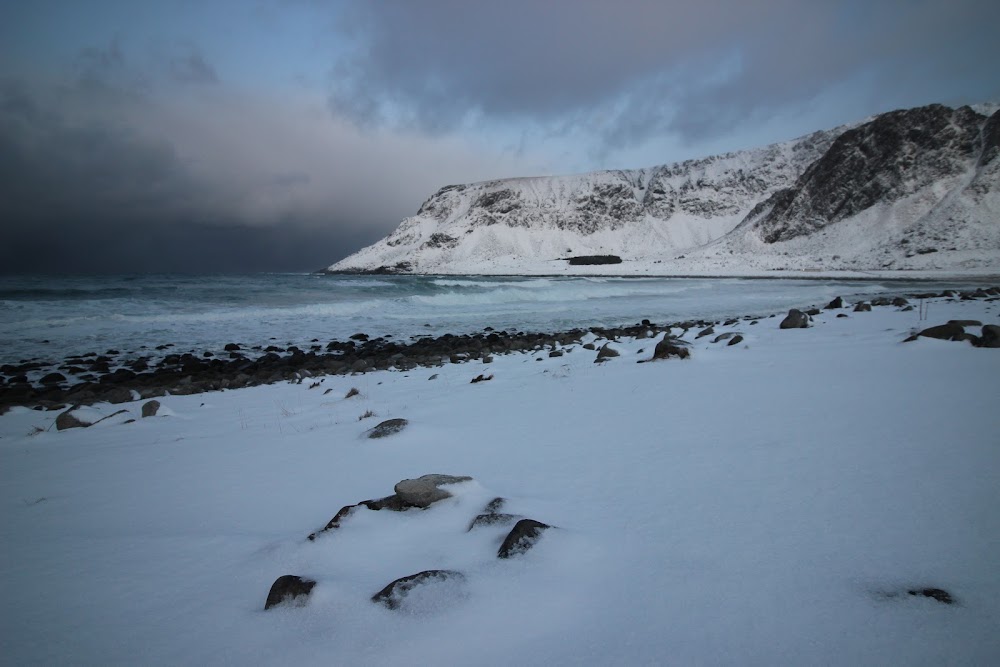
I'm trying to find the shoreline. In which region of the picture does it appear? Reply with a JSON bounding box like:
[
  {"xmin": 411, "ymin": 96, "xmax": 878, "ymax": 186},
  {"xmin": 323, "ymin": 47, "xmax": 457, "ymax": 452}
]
[{"xmin": 3, "ymin": 284, "xmax": 997, "ymax": 413}]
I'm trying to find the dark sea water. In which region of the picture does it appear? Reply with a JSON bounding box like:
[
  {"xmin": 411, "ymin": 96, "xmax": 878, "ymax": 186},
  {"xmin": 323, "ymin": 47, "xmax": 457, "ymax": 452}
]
[{"xmin": 0, "ymin": 273, "xmax": 989, "ymax": 370}]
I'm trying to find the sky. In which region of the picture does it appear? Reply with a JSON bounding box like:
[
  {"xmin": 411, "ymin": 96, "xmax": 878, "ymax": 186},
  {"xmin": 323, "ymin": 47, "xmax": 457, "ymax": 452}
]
[{"xmin": 1, "ymin": 0, "xmax": 998, "ymax": 274}]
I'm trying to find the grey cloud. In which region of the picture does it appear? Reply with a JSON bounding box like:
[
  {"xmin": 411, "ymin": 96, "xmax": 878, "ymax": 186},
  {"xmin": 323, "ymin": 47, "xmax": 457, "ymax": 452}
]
[
  {"xmin": 328, "ymin": 0, "xmax": 1000, "ymax": 150},
  {"xmin": 170, "ymin": 51, "xmax": 219, "ymax": 85}
]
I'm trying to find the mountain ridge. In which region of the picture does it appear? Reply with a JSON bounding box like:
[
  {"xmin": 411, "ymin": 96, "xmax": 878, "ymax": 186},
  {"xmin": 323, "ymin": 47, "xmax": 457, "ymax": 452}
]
[{"xmin": 327, "ymin": 103, "xmax": 1000, "ymax": 276}]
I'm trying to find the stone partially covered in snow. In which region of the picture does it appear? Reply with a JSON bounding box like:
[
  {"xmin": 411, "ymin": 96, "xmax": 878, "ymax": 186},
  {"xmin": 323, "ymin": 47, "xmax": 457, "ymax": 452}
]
[
  {"xmin": 394, "ymin": 474, "xmax": 472, "ymax": 508},
  {"xmin": 55, "ymin": 407, "xmax": 90, "ymax": 431},
  {"xmin": 141, "ymin": 400, "xmax": 161, "ymax": 418},
  {"xmin": 980, "ymin": 324, "xmax": 1000, "ymax": 348},
  {"xmin": 366, "ymin": 418, "xmax": 408, "ymax": 438},
  {"xmin": 652, "ymin": 335, "xmax": 690, "ymax": 360},
  {"xmin": 264, "ymin": 575, "xmax": 316, "ymax": 610},
  {"xmin": 371, "ymin": 570, "xmax": 466, "ymax": 610},
  {"xmin": 779, "ymin": 309, "xmax": 810, "ymax": 329},
  {"xmin": 595, "ymin": 344, "xmax": 620, "ymax": 362},
  {"xmin": 498, "ymin": 519, "xmax": 551, "ymax": 559}
]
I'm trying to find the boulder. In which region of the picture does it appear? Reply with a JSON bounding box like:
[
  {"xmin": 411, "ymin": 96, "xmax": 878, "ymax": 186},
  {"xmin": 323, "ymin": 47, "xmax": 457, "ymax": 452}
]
[
  {"xmin": 366, "ymin": 418, "xmax": 408, "ymax": 438},
  {"xmin": 853, "ymin": 302, "xmax": 872, "ymax": 312},
  {"xmin": 779, "ymin": 309, "xmax": 809, "ymax": 329},
  {"xmin": 914, "ymin": 323, "xmax": 966, "ymax": 342},
  {"xmin": 712, "ymin": 332, "xmax": 739, "ymax": 343},
  {"xmin": 141, "ymin": 400, "xmax": 161, "ymax": 418},
  {"xmin": 948, "ymin": 319, "xmax": 982, "ymax": 327},
  {"xmin": 224, "ymin": 343, "xmax": 241, "ymax": 352},
  {"xmin": 394, "ymin": 474, "xmax": 472, "ymax": 508},
  {"xmin": 652, "ymin": 335, "xmax": 690, "ymax": 360},
  {"xmin": 371, "ymin": 570, "xmax": 465, "ymax": 610},
  {"xmin": 264, "ymin": 575, "xmax": 316, "ymax": 610},
  {"xmin": 979, "ymin": 324, "xmax": 1000, "ymax": 348},
  {"xmin": 824, "ymin": 296, "xmax": 844, "ymax": 309},
  {"xmin": 892, "ymin": 297, "xmax": 909, "ymax": 307},
  {"xmin": 498, "ymin": 519, "xmax": 551, "ymax": 559},
  {"xmin": 39, "ymin": 372, "xmax": 67, "ymax": 385},
  {"xmin": 595, "ymin": 344, "xmax": 620, "ymax": 362},
  {"xmin": 695, "ymin": 326, "xmax": 715, "ymax": 339},
  {"xmin": 727, "ymin": 335, "xmax": 744, "ymax": 346},
  {"xmin": 55, "ymin": 407, "xmax": 89, "ymax": 431},
  {"xmin": 468, "ymin": 512, "xmax": 522, "ymax": 531}
]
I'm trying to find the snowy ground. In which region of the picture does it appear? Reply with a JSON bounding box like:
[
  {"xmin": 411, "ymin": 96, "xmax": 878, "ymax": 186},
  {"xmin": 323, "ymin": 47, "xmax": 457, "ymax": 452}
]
[{"xmin": 2, "ymin": 295, "xmax": 999, "ymax": 665}]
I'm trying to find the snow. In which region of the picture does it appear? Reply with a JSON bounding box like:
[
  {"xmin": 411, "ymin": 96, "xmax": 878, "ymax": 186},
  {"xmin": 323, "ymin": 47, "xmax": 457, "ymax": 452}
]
[{"xmin": 2, "ymin": 295, "xmax": 999, "ymax": 665}]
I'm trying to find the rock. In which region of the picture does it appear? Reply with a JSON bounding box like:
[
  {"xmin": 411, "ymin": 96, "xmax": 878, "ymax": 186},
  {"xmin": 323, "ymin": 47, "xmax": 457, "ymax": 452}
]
[
  {"xmin": 837, "ymin": 313, "xmax": 849, "ymax": 318},
  {"xmin": 695, "ymin": 326, "xmax": 715, "ymax": 339},
  {"xmin": 914, "ymin": 323, "xmax": 966, "ymax": 342},
  {"xmin": 548, "ymin": 350, "xmax": 564, "ymax": 358},
  {"xmin": 948, "ymin": 319, "xmax": 982, "ymax": 327},
  {"xmin": 498, "ymin": 519, "xmax": 551, "ymax": 559},
  {"xmin": 470, "ymin": 374, "xmax": 493, "ymax": 383},
  {"xmin": 55, "ymin": 407, "xmax": 89, "ymax": 431},
  {"xmin": 224, "ymin": 343, "xmax": 241, "ymax": 352},
  {"xmin": 979, "ymin": 324, "xmax": 1000, "ymax": 348},
  {"xmin": 308, "ymin": 503, "xmax": 362, "ymax": 540},
  {"xmin": 367, "ymin": 418, "xmax": 408, "ymax": 438},
  {"xmin": 805, "ymin": 308, "xmax": 821, "ymax": 316},
  {"xmin": 40, "ymin": 372, "xmax": 67, "ymax": 385},
  {"xmin": 652, "ymin": 335, "xmax": 690, "ymax": 360},
  {"xmin": 141, "ymin": 400, "xmax": 161, "ymax": 418},
  {"xmin": 393, "ymin": 474, "xmax": 472, "ymax": 508},
  {"xmin": 712, "ymin": 332, "xmax": 739, "ymax": 343},
  {"xmin": 907, "ymin": 587, "xmax": 953, "ymax": 604},
  {"xmin": 371, "ymin": 570, "xmax": 465, "ymax": 610},
  {"xmin": 264, "ymin": 575, "xmax": 316, "ymax": 610},
  {"xmin": 824, "ymin": 296, "xmax": 844, "ymax": 309},
  {"xmin": 871, "ymin": 297, "xmax": 892, "ymax": 306},
  {"xmin": 595, "ymin": 344, "xmax": 620, "ymax": 362},
  {"xmin": 727, "ymin": 335, "xmax": 744, "ymax": 346},
  {"xmin": 582, "ymin": 343, "xmax": 596, "ymax": 351},
  {"xmin": 892, "ymin": 297, "xmax": 909, "ymax": 307},
  {"xmin": 482, "ymin": 497, "xmax": 506, "ymax": 513},
  {"xmin": 853, "ymin": 302, "xmax": 872, "ymax": 312},
  {"xmin": 779, "ymin": 309, "xmax": 809, "ymax": 329},
  {"xmin": 468, "ymin": 512, "xmax": 522, "ymax": 531}
]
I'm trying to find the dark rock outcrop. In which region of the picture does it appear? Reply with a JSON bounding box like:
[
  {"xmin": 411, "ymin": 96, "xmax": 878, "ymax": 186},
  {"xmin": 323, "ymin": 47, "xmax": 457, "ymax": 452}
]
[
  {"xmin": 264, "ymin": 575, "xmax": 316, "ymax": 610},
  {"xmin": 825, "ymin": 296, "xmax": 844, "ymax": 309},
  {"xmin": 366, "ymin": 418, "xmax": 408, "ymax": 439},
  {"xmin": 393, "ymin": 474, "xmax": 472, "ymax": 508},
  {"xmin": 652, "ymin": 335, "xmax": 690, "ymax": 360},
  {"xmin": 371, "ymin": 570, "xmax": 465, "ymax": 610},
  {"xmin": 779, "ymin": 309, "xmax": 810, "ymax": 329},
  {"xmin": 498, "ymin": 519, "xmax": 551, "ymax": 559}
]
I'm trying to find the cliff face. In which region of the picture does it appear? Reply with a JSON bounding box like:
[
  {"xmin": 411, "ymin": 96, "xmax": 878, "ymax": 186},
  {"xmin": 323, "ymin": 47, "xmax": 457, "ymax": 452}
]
[
  {"xmin": 328, "ymin": 103, "xmax": 1000, "ymax": 275},
  {"xmin": 749, "ymin": 105, "xmax": 990, "ymax": 243}
]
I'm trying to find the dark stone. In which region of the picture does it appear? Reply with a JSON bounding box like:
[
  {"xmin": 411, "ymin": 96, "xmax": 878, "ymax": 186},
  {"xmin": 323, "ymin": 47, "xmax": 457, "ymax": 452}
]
[
  {"xmin": 915, "ymin": 323, "xmax": 967, "ymax": 342},
  {"xmin": 907, "ymin": 587, "xmax": 953, "ymax": 604},
  {"xmin": 652, "ymin": 335, "xmax": 690, "ymax": 360},
  {"xmin": 892, "ymin": 297, "xmax": 910, "ymax": 307},
  {"xmin": 779, "ymin": 309, "xmax": 809, "ymax": 329},
  {"xmin": 470, "ymin": 374, "xmax": 493, "ymax": 383},
  {"xmin": 371, "ymin": 570, "xmax": 465, "ymax": 610},
  {"xmin": 468, "ymin": 512, "xmax": 521, "ymax": 531},
  {"xmin": 350, "ymin": 333, "xmax": 369, "ymax": 342},
  {"xmin": 712, "ymin": 332, "xmax": 739, "ymax": 343},
  {"xmin": 548, "ymin": 350, "xmax": 564, "ymax": 358},
  {"xmin": 582, "ymin": 343, "xmax": 596, "ymax": 350},
  {"xmin": 948, "ymin": 319, "xmax": 982, "ymax": 327},
  {"xmin": 498, "ymin": 519, "xmax": 551, "ymax": 559},
  {"xmin": 824, "ymin": 296, "xmax": 844, "ymax": 309},
  {"xmin": 264, "ymin": 575, "xmax": 316, "ymax": 610},
  {"xmin": 595, "ymin": 344, "xmax": 620, "ymax": 362},
  {"xmin": 55, "ymin": 407, "xmax": 88, "ymax": 431},
  {"xmin": 308, "ymin": 503, "xmax": 362, "ymax": 540},
  {"xmin": 727, "ymin": 335, "xmax": 744, "ymax": 346},
  {"xmin": 805, "ymin": 308, "xmax": 821, "ymax": 316},
  {"xmin": 695, "ymin": 326, "xmax": 715, "ymax": 339},
  {"xmin": 979, "ymin": 324, "xmax": 1000, "ymax": 348},
  {"xmin": 853, "ymin": 302, "xmax": 872, "ymax": 312},
  {"xmin": 367, "ymin": 418, "xmax": 408, "ymax": 438},
  {"xmin": 141, "ymin": 400, "xmax": 161, "ymax": 418},
  {"xmin": 837, "ymin": 313, "xmax": 849, "ymax": 318},
  {"xmin": 483, "ymin": 497, "xmax": 506, "ymax": 513},
  {"xmin": 39, "ymin": 372, "xmax": 67, "ymax": 385},
  {"xmin": 224, "ymin": 343, "xmax": 241, "ymax": 352}
]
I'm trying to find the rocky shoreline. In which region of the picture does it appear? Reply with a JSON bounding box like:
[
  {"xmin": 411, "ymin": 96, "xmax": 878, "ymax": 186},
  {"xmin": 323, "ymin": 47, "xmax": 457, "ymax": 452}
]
[{"xmin": 2, "ymin": 285, "xmax": 997, "ymax": 414}]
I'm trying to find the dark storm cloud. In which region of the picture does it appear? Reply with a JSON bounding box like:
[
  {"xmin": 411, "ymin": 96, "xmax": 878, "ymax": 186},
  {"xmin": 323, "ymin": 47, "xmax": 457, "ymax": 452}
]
[{"xmin": 329, "ymin": 0, "xmax": 1000, "ymax": 148}]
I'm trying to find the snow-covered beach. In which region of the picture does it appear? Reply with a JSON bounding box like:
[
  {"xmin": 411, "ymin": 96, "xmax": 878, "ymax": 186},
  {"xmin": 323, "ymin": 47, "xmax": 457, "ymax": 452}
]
[{"xmin": 2, "ymin": 288, "xmax": 998, "ymax": 665}]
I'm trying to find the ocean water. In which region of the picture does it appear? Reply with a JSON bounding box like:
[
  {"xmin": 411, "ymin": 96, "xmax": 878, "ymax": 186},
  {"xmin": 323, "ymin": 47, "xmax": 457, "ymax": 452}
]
[{"xmin": 0, "ymin": 273, "xmax": 985, "ymax": 367}]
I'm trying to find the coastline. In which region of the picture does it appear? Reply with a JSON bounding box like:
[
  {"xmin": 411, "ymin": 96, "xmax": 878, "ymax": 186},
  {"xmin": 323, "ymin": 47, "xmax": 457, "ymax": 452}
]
[{"xmin": 3, "ymin": 283, "xmax": 997, "ymax": 414}]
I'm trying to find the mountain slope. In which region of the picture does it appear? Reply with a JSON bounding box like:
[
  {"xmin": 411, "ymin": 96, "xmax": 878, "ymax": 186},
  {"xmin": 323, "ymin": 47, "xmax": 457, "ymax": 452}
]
[{"xmin": 327, "ymin": 104, "xmax": 999, "ymax": 275}]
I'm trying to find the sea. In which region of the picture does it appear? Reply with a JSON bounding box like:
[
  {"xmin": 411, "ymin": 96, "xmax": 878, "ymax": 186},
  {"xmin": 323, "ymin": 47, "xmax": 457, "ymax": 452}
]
[{"xmin": 0, "ymin": 273, "xmax": 988, "ymax": 368}]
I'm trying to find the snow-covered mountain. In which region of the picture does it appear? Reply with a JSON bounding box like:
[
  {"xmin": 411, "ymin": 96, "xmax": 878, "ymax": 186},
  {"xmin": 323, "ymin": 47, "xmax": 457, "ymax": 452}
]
[{"xmin": 327, "ymin": 104, "xmax": 1000, "ymax": 275}]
